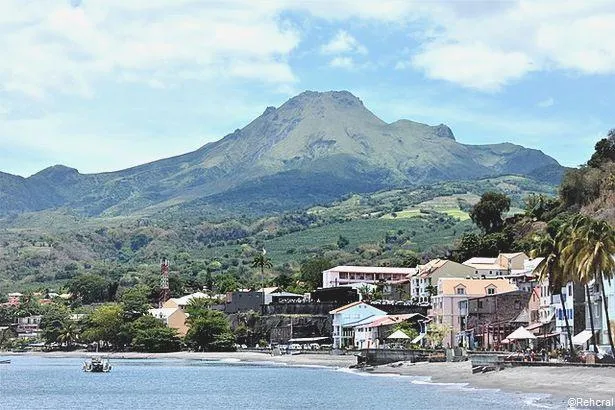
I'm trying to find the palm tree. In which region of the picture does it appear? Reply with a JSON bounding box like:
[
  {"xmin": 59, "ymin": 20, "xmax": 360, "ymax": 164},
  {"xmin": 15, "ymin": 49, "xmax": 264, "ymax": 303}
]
[
  {"xmin": 531, "ymin": 230, "xmax": 575, "ymax": 355},
  {"xmin": 251, "ymin": 250, "xmax": 273, "ymax": 289},
  {"xmin": 57, "ymin": 321, "xmax": 79, "ymax": 350},
  {"xmin": 564, "ymin": 215, "xmax": 615, "ymax": 355}
]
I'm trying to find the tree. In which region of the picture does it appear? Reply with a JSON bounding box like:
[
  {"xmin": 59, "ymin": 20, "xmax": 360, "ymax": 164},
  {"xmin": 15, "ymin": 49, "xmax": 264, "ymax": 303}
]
[
  {"xmin": 68, "ymin": 274, "xmax": 108, "ymax": 305},
  {"xmin": 57, "ymin": 321, "xmax": 79, "ymax": 350},
  {"xmin": 251, "ymin": 251, "xmax": 272, "ymax": 288},
  {"xmin": 401, "ymin": 254, "xmax": 421, "ymax": 268},
  {"xmin": 120, "ymin": 285, "xmax": 151, "ymax": 317},
  {"xmin": 185, "ymin": 310, "xmax": 235, "ymax": 351},
  {"xmin": 469, "ymin": 192, "xmax": 511, "ymax": 234},
  {"xmin": 81, "ymin": 303, "xmax": 126, "ymax": 350},
  {"xmin": 185, "ymin": 297, "xmax": 214, "ymax": 317},
  {"xmin": 587, "ymin": 129, "xmax": 615, "ymax": 168},
  {"xmin": 273, "ymin": 272, "xmax": 293, "ymax": 289},
  {"xmin": 300, "ymin": 257, "xmax": 332, "ymax": 290},
  {"xmin": 132, "ymin": 327, "xmax": 181, "ymax": 352},
  {"xmin": 453, "ymin": 233, "xmax": 483, "ymax": 262},
  {"xmin": 426, "ymin": 323, "xmax": 452, "ymax": 348},
  {"xmin": 531, "ymin": 230, "xmax": 575, "ymax": 355},
  {"xmin": 40, "ymin": 304, "xmax": 71, "ymax": 346},
  {"xmin": 337, "ymin": 235, "xmax": 349, "ymax": 249},
  {"xmin": 563, "ymin": 215, "xmax": 615, "ymax": 355}
]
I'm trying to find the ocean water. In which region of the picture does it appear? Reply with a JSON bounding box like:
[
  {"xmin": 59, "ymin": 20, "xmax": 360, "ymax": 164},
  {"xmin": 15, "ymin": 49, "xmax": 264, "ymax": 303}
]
[{"xmin": 0, "ymin": 356, "xmax": 559, "ymax": 409}]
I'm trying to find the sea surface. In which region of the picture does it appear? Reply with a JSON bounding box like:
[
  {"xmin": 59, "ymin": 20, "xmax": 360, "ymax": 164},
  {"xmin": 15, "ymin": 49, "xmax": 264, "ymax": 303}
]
[{"xmin": 0, "ymin": 355, "xmax": 560, "ymax": 409}]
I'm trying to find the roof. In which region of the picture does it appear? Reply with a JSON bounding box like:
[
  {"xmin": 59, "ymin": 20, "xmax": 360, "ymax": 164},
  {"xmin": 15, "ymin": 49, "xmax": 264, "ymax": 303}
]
[
  {"xmin": 506, "ymin": 326, "xmax": 537, "ymax": 339},
  {"xmin": 387, "ymin": 329, "xmax": 411, "ymax": 339},
  {"xmin": 499, "ymin": 252, "xmax": 525, "ymax": 258},
  {"xmin": 256, "ymin": 287, "xmax": 280, "ymax": 294},
  {"xmin": 438, "ymin": 278, "xmax": 518, "ymax": 296},
  {"xmin": 148, "ymin": 307, "xmax": 180, "ymax": 319},
  {"xmin": 463, "ymin": 257, "xmax": 497, "ymax": 265},
  {"xmin": 288, "ymin": 337, "xmax": 329, "ymax": 343},
  {"xmin": 325, "ymin": 266, "xmax": 417, "ymax": 275},
  {"xmin": 351, "ymin": 314, "xmax": 388, "ymax": 327},
  {"xmin": 353, "ymin": 314, "xmax": 425, "ymax": 328},
  {"xmin": 329, "ymin": 301, "xmax": 364, "ymax": 314},
  {"xmin": 510, "ymin": 308, "xmax": 530, "ymax": 324},
  {"xmin": 572, "ymin": 330, "xmax": 594, "ymax": 345},
  {"xmin": 170, "ymin": 292, "xmax": 211, "ymax": 306},
  {"xmin": 463, "ymin": 263, "xmax": 507, "ymax": 271}
]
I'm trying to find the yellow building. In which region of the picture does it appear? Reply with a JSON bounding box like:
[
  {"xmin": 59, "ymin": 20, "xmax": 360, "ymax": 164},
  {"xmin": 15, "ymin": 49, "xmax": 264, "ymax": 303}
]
[{"xmin": 148, "ymin": 307, "xmax": 189, "ymax": 337}]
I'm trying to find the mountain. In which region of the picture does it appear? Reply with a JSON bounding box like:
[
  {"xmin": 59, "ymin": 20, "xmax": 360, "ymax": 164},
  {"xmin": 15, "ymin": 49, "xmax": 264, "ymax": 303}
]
[{"xmin": 0, "ymin": 91, "xmax": 564, "ymax": 217}]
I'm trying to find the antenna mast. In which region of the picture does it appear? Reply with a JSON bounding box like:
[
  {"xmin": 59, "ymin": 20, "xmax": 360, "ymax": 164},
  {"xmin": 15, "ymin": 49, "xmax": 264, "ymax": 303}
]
[{"xmin": 159, "ymin": 258, "xmax": 170, "ymax": 307}]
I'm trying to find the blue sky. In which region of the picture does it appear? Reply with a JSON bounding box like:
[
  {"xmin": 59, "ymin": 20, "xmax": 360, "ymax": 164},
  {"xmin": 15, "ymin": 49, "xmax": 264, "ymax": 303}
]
[{"xmin": 1, "ymin": 0, "xmax": 614, "ymax": 177}]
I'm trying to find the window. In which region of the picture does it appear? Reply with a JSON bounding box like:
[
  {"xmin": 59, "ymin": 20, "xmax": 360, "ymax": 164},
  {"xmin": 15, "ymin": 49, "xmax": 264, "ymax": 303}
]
[
  {"xmin": 456, "ymin": 287, "xmax": 465, "ymax": 295},
  {"xmin": 487, "ymin": 287, "xmax": 495, "ymax": 295},
  {"xmin": 568, "ymin": 284, "xmax": 572, "ymax": 296},
  {"xmin": 477, "ymin": 301, "xmax": 483, "ymax": 308}
]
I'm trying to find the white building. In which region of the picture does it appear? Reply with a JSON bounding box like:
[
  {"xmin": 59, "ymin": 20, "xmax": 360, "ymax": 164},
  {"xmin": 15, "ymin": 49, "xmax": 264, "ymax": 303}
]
[
  {"xmin": 352, "ymin": 314, "xmax": 427, "ymax": 349},
  {"xmin": 329, "ymin": 301, "xmax": 386, "ymax": 349},
  {"xmin": 322, "ymin": 266, "xmax": 415, "ymax": 288}
]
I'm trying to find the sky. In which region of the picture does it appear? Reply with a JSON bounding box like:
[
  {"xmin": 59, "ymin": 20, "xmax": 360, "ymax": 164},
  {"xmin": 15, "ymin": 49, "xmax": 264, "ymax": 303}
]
[{"xmin": 2, "ymin": 0, "xmax": 614, "ymax": 177}]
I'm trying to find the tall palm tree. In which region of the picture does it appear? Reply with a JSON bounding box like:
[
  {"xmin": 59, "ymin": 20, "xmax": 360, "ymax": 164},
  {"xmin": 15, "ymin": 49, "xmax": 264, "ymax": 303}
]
[
  {"xmin": 252, "ymin": 250, "xmax": 273, "ymax": 289},
  {"xmin": 565, "ymin": 215, "xmax": 615, "ymax": 355},
  {"xmin": 57, "ymin": 321, "xmax": 79, "ymax": 350},
  {"xmin": 561, "ymin": 216, "xmax": 600, "ymax": 353},
  {"xmin": 531, "ymin": 231, "xmax": 575, "ymax": 355}
]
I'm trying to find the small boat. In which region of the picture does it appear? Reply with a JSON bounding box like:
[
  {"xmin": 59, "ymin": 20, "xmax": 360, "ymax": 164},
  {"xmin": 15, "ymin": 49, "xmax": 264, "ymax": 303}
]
[
  {"xmin": 0, "ymin": 359, "xmax": 10, "ymax": 364},
  {"xmin": 83, "ymin": 357, "xmax": 112, "ymax": 373}
]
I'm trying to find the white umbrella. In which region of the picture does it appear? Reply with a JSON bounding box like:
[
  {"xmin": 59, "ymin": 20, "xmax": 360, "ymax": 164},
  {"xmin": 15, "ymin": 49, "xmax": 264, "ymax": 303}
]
[
  {"xmin": 387, "ymin": 329, "xmax": 411, "ymax": 339},
  {"xmin": 506, "ymin": 326, "xmax": 537, "ymax": 340}
]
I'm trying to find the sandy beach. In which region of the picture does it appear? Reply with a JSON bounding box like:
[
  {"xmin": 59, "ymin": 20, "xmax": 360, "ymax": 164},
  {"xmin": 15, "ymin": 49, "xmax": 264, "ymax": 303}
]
[
  {"xmin": 369, "ymin": 361, "xmax": 615, "ymax": 405},
  {"xmin": 5, "ymin": 350, "xmax": 615, "ymax": 406}
]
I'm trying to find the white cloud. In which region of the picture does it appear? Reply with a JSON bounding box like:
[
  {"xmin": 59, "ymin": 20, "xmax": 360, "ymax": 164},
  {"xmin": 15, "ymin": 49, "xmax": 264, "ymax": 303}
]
[
  {"xmin": 0, "ymin": 1, "xmax": 300, "ymax": 98},
  {"xmin": 329, "ymin": 57, "xmax": 355, "ymax": 69},
  {"xmin": 411, "ymin": 43, "xmax": 535, "ymax": 91},
  {"xmin": 394, "ymin": 1, "xmax": 615, "ymax": 91},
  {"xmin": 537, "ymin": 97, "xmax": 555, "ymax": 108},
  {"xmin": 321, "ymin": 30, "xmax": 367, "ymax": 55}
]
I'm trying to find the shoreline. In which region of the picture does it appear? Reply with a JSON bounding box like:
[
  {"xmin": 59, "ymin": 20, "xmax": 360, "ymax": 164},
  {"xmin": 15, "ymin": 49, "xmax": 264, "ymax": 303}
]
[
  {"xmin": 4, "ymin": 350, "xmax": 615, "ymax": 406},
  {"xmin": 368, "ymin": 360, "xmax": 615, "ymax": 405}
]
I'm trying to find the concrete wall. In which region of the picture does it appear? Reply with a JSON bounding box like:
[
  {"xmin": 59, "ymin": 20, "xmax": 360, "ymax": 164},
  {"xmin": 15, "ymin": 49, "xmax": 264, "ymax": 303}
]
[{"xmin": 359, "ymin": 349, "xmax": 432, "ymax": 365}]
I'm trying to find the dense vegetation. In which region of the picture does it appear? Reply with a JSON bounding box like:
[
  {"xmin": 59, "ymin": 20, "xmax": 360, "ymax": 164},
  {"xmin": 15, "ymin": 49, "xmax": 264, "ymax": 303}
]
[{"xmin": 0, "ymin": 176, "xmax": 554, "ymax": 295}]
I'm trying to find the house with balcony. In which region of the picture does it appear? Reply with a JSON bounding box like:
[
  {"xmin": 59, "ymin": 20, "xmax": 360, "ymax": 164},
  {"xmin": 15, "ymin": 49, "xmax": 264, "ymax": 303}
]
[
  {"xmin": 352, "ymin": 313, "xmax": 428, "ymax": 349},
  {"xmin": 16, "ymin": 315, "xmax": 43, "ymax": 338},
  {"xmin": 430, "ymin": 278, "xmax": 518, "ymax": 347},
  {"xmin": 459, "ymin": 290, "xmax": 531, "ymax": 349},
  {"xmin": 322, "ymin": 266, "xmax": 416, "ymax": 289},
  {"xmin": 329, "ymin": 301, "xmax": 386, "ymax": 349},
  {"xmin": 582, "ymin": 277, "xmax": 615, "ymax": 350}
]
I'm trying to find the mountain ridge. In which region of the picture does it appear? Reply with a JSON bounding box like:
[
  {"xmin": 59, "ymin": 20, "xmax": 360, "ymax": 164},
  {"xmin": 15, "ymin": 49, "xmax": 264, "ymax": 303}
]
[{"xmin": 0, "ymin": 90, "xmax": 564, "ymax": 217}]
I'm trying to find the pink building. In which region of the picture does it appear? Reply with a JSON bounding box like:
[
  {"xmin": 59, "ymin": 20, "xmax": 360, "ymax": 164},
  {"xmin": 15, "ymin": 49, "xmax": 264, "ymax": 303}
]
[{"xmin": 430, "ymin": 278, "xmax": 518, "ymax": 347}]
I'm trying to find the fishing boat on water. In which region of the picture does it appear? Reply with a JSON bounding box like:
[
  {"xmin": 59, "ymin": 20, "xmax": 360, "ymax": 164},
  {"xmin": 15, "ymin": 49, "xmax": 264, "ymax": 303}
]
[
  {"xmin": 0, "ymin": 359, "xmax": 10, "ymax": 364},
  {"xmin": 82, "ymin": 357, "xmax": 111, "ymax": 373}
]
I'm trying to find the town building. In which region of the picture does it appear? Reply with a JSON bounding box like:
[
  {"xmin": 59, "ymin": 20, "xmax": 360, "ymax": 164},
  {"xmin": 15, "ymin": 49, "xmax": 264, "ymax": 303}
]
[
  {"xmin": 329, "ymin": 301, "xmax": 386, "ymax": 349},
  {"xmin": 352, "ymin": 313, "xmax": 427, "ymax": 349},
  {"xmin": 148, "ymin": 307, "xmax": 189, "ymax": 337},
  {"xmin": 410, "ymin": 259, "xmax": 475, "ymax": 304},
  {"xmin": 16, "ymin": 315, "xmax": 42, "ymax": 338},
  {"xmin": 459, "ymin": 290, "xmax": 532, "ymax": 349},
  {"xmin": 430, "ymin": 278, "xmax": 518, "ymax": 347},
  {"xmin": 322, "ymin": 266, "xmax": 416, "ymax": 288}
]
